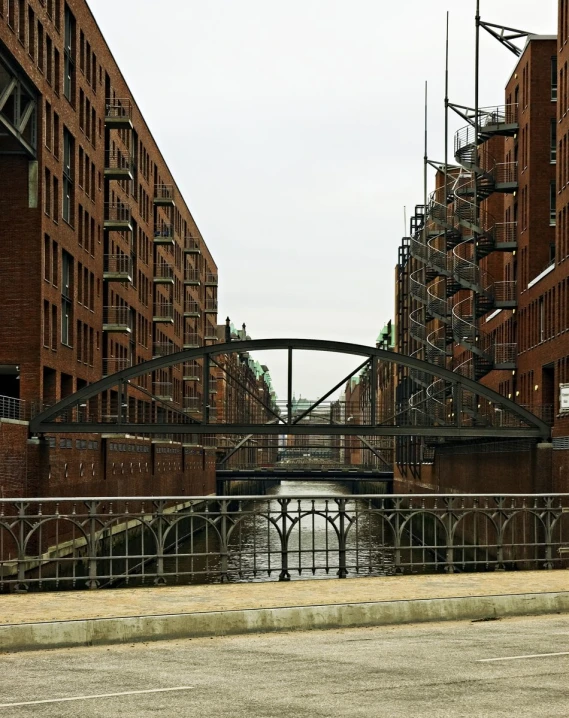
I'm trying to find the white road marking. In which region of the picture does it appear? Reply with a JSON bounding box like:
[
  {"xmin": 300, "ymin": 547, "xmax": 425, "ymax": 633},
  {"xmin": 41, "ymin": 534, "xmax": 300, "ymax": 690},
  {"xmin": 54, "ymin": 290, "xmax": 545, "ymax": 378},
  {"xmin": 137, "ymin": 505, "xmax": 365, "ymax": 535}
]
[
  {"xmin": 0, "ymin": 686, "xmax": 194, "ymax": 708},
  {"xmin": 477, "ymin": 651, "xmax": 569, "ymax": 663}
]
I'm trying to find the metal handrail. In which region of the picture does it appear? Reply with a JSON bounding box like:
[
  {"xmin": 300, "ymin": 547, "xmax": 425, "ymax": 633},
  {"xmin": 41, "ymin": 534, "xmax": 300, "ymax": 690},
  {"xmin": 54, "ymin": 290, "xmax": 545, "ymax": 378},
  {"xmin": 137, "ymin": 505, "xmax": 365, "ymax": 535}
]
[
  {"xmin": 0, "ymin": 394, "xmax": 26, "ymax": 421},
  {"xmin": 105, "ymin": 202, "xmax": 131, "ymax": 223},
  {"xmin": 105, "ymin": 99, "xmax": 132, "ymax": 119},
  {"xmin": 104, "ymin": 254, "xmax": 132, "ymax": 275},
  {"xmin": 155, "ymin": 184, "xmax": 174, "ymax": 201}
]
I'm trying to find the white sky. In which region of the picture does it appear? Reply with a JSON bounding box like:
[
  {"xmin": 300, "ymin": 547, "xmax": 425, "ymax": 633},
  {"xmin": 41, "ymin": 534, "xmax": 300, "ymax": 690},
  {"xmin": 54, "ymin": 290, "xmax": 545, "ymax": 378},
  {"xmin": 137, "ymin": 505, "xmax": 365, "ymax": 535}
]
[{"xmin": 89, "ymin": 0, "xmax": 557, "ymax": 400}]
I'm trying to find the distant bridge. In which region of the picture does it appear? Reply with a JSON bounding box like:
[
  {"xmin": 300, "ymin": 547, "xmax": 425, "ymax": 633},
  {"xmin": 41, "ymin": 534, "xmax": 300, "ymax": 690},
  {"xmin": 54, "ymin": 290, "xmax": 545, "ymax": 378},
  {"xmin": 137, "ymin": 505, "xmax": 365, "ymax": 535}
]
[{"xmin": 216, "ymin": 465, "xmax": 394, "ymax": 483}]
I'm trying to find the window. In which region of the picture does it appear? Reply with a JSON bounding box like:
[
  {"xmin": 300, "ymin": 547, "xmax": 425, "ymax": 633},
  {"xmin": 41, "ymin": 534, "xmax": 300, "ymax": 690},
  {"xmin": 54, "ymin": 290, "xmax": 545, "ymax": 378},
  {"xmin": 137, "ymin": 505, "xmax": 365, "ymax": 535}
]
[
  {"xmin": 62, "ymin": 127, "xmax": 74, "ymax": 223},
  {"xmin": 45, "ymin": 101, "xmax": 52, "ymax": 150},
  {"xmin": 27, "ymin": 7, "xmax": 34, "ymax": 59},
  {"xmin": 63, "ymin": 4, "xmax": 75, "ymax": 103},
  {"xmin": 7, "ymin": 0, "xmax": 14, "ymax": 29},
  {"xmin": 37, "ymin": 22, "xmax": 44, "ymax": 72},
  {"xmin": 54, "ymin": 48, "xmax": 60, "ymax": 95},
  {"xmin": 550, "ymin": 181, "xmax": 557, "ymax": 225},
  {"xmin": 552, "ymin": 57, "xmax": 558, "ymax": 102},
  {"xmin": 551, "ymin": 119, "xmax": 557, "ymax": 163},
  {"xmin": 18, "ymin": 0, "xmax": 25, "ymax": 43},
  {"xmin": 46, "ymin": 35, "xmax": 52, "ymax": 84},
  {"xmin": 61, "ymin": 250, "xmax": 73, "ymax": 346}
]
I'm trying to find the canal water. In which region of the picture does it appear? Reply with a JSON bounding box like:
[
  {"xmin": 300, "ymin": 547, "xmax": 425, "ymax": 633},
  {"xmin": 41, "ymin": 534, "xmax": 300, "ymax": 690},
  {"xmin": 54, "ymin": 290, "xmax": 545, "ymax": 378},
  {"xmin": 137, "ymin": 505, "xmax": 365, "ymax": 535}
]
[{"xmin": 159, "ymin": 480, "xmax": 395, "ymax": 584}]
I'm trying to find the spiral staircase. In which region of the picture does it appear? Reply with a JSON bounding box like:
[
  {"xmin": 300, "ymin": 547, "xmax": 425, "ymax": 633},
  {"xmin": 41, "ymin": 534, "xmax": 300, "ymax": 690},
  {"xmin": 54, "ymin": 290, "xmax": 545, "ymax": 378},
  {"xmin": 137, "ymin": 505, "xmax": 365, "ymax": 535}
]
[{"xmin": 406, "ymin": 104, "xmax": 519, "ymax": 425}]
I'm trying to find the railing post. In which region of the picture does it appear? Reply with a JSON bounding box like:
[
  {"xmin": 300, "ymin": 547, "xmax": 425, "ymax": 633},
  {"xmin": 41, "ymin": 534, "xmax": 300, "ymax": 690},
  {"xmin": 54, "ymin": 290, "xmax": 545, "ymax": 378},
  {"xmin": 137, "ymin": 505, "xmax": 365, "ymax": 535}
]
[
  {"xmin": 336, "ymin": 497, "xmax": 348, "ymax": 578},
  {"xmin": 154, "ymin": 501, "xmax": 167, "ymax": 585},
  {"xmin": 393, "ymin": 497, "xmax": 403, "ymax": 573},
  {"xmin": 219, "ymin": 500, "xmax": 229, "ymax": 582},
  {"xmin": 14, "ymin": 501, "xmax": 29, "ymax": 593},
  {"xmin": 444, "ymin": 497, "xmax": 456, "ymax": 573},
  {"xmin": 86, "ymin": 500, "xmax": 100, "ymax": 589},
  {"xmin": 278, "ymin": 498, "xmax": 291, "ymax": 581}
]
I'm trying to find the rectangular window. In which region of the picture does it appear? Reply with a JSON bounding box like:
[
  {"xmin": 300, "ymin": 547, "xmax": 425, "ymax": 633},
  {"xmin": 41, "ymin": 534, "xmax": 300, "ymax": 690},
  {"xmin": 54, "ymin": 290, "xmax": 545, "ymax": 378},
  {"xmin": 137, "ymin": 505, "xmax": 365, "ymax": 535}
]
[
  {"xmin": 54, "ymin": 48, "xmax": 60, "ymax": 95},
  {"xmin": 551, "ymin": 119, "xmax": 557, "ymax": 163},
  {"xmin": 18, "ymin": 0, "xmax": 25, "ymax": 43},
  {"xmin": 43, "ymin": 301, "xmax": 50, "ymax": 347},
  {"xmin": 62, "ymin": 127, "xmax": 74, "ymax": 223},
  {"xmin": 550, "ymin": 181, "xmax": 557, "ymax": 225},
  {"xmin": 552, "ymin": 57, "xmax": 558, "ymax": 101},
  {"xmin": 52, "ymin": 239, "xmax": 58, "ymax": 285},
  {"xmin": 46, "ymin": 34, "xmax": 52, "ymax": 84},
  {"xmin": 27, "ymin": 6, "xmax": 35, "ymax": 59},
  {"xmin": 53, "ymin": 176, "xmax": 59, "ymax": 222},
  {"xmin": 45, "ymin": 101, "xmax": 52, "ymax": 150},
  {"xmin": 53, "ymin": 111, "xmax": 59, "ymax": 157},
  {"xmin": 44, "ymin": 167, "xmax": 51, "ymax": 215},
  {"xmin": 61, "ymin": 250, "xmax": 73, "ymax": 346},
  {"xmin": 44, "ymin": 235, "xmax": 51, "ymax": 282},
  {"xmin": 37, "ymin": 22, "xmax": 44, "ymax": 73},
  {"xmin": 8, "ymin": 0, "xmax": 14, "ymax": 29},
  {"xmin": 63, "ymin": 4, "xmax": 75, "ymax": 103},
  {"xmin": 51, "ymin": 304, "xmax": 57, "ymax": 350}
]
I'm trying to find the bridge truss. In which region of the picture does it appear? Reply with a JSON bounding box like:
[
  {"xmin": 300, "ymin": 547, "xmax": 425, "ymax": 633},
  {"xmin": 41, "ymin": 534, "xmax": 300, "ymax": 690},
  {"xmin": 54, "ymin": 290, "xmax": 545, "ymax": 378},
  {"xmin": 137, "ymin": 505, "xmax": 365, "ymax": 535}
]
[{"xmin": 29, "ymin": 340, "xmax": 551, "ymax": 454}]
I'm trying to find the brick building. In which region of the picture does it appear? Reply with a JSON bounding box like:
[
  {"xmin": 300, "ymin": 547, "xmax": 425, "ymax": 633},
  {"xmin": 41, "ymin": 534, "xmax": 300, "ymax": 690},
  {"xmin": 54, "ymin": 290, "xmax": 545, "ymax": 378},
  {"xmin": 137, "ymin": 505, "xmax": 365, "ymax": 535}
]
[
  {"xmin": 0, "ymin": 0, "xmax": 222, "ymax": 496},
  {"xmin": 395, "ymin": 11, "xmax": 569, "ymax": 493}
]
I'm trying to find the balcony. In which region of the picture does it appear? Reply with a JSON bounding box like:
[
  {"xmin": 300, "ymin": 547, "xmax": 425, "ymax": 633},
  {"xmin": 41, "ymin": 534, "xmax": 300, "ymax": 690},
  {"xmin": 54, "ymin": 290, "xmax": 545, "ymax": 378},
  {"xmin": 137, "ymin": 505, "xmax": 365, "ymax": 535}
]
[
  {"xmin": 153, "ymin": 342, "xmax": 178, "ymax": 359},
  {"xmin": 183, "ymin": 396, "xmax": 201, "ymax": 414},
  {"xmin": 153, "ymin": 261, "xmax": 174, "ymax": 285},
  {"xmin": 184, "ymin": 267, "xmax": 200, "ymax": 285},
  {"xmin": 154, "ymin": 184, "xmax": 175, "ymax": 207},
  {"xmin": 183, "ymin": 361, "xmax": 202, "ymax": 382},
  {"xmin": 105, "ymin": 99, "xmax": 133, "ymax": 130},
  {"xmin": 103, "ymin": 357, "xmax": 130, "ymax": 376},
  {"xmin": 205, "ymin": 272, "xmax": 218, "ymax": 286},
  {"xmin": 104, "ymin": 254, "xmax": 133, "ymax": 282},
  {"xmin": 154, "ymin": 222, "xmax": 175, "ymax": 246},
  {"xmin": 493, "ymin": 281, "xmax": 517, "ymax": 309},
  {"xmin": 494, "ymin": 343, "xmax": 517, "ymax": 370},
  {"xmin": 184, "ymin": 331, "xmax": 200, "ymax": 349},
  {"xmin": 184, "ymin": 236, "xmax": 201, "ymax": 254},
  {"xmin": 184, "ymin": 300, "xmax": 200, "ymax": 317},
  {"xmin": 204, "ymin": 324, "xmax": 219, "ymax": 341},
  {"xmin": 204, "ymin": 298, "xmax": 218, "ymax": 314},
  {"xmin": 152, "ymin": 382, "xmax": 173, "ymax": 402},
  {"xmin": 104, "ymin": 149, "xmax": 134, "ymax": 181},
  {"xmin": 153, "ymin": 302, "xmax": 174, "ymax": 324},
  {"xmin": 103, "ymin": 306, "xmax": 131, "ymax": 333},
  {"xmin": 104, "ymin": 202, "xmax": 132, "ymax": 232}
]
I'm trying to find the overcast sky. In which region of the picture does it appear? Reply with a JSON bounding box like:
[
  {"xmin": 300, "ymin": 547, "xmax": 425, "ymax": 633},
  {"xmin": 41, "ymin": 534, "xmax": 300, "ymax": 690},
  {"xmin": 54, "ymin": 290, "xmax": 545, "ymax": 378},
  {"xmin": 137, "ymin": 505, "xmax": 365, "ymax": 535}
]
[{"xmin": 89, "ymin": 0, "xmax": 556, "ymax": 400}]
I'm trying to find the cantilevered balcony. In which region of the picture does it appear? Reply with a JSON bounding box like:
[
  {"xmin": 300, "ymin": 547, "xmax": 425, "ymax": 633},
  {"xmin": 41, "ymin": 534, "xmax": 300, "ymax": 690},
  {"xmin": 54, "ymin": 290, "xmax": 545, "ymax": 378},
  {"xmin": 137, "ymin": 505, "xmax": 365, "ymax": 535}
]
[
  {"xmin": 153, "ymin": 302, "xmax": 174, "ymax": 324},
  {"xmin": 153, "ymin": 261, "xmax": 174, "ymax": 285},
  {"xmin": 184, "ymin": 236, "xmax": 201, "ymax": 254},
  {"xmin": 183, "ymin": 331, "xmax": 200, "ymax": 349},
  {"xmin": 154, "ymin": 222, "xmax": 175, "ymax": 246},
  {"xmin": 183, "ymin": 396, "xmax": 201, "ymax": 414},
  {"xmin": 184, "ymin": 267, "xmax": 200, "ymax": 285},
  {"xmin": 105, "ymin": 100, "xmax": 133, "ymax": 129},
  {"xmin": 103, "ymin": 357, "xmax": 130, "ymax": 376},
  {"xmin": 204, "ymin": 324, "xmax": 218, "ymax": 341},
  {"xmin": 105, "ymin": 202, "xmax": 132, "ymax": 233},
  {"xmin": 154, "ymin": 184, "xmax": 175, "ymax": 207},
  {"xmin": 204, "ymin": 298, "xmax": 218, "ymax": 314},
  {"xmin": 104, "ymin": 254, "xmax": 133, "ymax": 282},
  {"xmin": 493, "ymin": 281, "xmax": 517, "ymax": 309},
  {"xmin": 205, "ymin": 272, "xmax": 218, "ymax": 286},
  {"xmin": 183, "ymin": 360, "xmax": 202, "ymax": 382},
  {"xmin": 152, "ymin": 382, "xmax": 173, "ymax": 402},
  {"xmin": 104, "ymin": 149, "xmax": 134, "ymax": 181},
  {"xmin": 103, "ymin": 306, "xmax": 131, "ymax": 333},
  {"xmin": 184, "ymin": 299, "xmax": 200, "ymax": 318},
  {"xmin": 152, "ymin": 342, "xmax": 177, "ymax": 359}
]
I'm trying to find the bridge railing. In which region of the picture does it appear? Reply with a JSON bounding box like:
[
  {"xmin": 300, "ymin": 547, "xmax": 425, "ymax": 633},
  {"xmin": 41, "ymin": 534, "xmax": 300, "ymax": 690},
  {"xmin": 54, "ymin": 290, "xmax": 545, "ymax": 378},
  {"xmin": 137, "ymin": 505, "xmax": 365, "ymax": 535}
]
[{"xmin": 1, "ymin": 494, "xmax": 567, "ymax": 591}]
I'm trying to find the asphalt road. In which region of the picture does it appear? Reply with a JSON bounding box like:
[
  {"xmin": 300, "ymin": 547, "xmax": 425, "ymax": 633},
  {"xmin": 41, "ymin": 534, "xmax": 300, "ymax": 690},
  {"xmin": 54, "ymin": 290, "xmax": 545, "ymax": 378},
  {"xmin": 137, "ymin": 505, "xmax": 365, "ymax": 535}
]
[{"xmin": 0, "ymin": 614, "xmax": 568, "ymax": 717}]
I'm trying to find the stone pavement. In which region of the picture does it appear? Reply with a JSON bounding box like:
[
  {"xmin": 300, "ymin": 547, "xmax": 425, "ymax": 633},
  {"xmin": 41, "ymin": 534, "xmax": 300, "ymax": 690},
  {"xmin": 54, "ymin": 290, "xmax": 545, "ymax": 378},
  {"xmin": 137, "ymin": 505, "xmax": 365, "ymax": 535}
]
[{"xmin": 1, "ymin": 571, "xmax": 568, "ymax": 652}]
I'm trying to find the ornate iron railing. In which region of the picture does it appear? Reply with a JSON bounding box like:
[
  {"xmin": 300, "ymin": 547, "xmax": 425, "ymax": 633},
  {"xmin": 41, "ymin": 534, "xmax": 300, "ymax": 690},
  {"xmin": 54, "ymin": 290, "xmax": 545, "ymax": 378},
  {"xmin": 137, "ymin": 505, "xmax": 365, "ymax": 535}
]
[{"xmin": 1, "ymin": 494, "xmax": 568, "ymax": 591}]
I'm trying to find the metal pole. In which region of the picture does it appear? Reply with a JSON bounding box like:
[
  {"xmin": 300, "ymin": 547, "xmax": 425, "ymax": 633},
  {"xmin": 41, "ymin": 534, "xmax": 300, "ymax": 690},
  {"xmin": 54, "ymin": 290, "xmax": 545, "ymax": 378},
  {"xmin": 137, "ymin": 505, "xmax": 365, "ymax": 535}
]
[
  {"xmin": 473, "ymin": 0, "xmax": 480, "ymax": 368},
  {"xmin": 423, "ymin": 80, "xmax": 428, "ymax": 363},
  {"xmin": 287, "ymin": 347, "xmax": 293, "ymax": 425},
  {"xmin": 370, "ymin": 357, "xmax": 377, "ymax": 426}
]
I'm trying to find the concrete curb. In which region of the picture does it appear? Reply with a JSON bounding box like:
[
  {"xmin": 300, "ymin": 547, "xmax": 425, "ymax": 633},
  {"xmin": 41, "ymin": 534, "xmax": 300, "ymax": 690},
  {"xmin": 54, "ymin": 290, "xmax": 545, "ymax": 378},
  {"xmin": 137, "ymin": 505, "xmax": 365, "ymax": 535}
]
[{"xmin": 2, "ymin": 591, "xmax": 569, "ymax": 652}]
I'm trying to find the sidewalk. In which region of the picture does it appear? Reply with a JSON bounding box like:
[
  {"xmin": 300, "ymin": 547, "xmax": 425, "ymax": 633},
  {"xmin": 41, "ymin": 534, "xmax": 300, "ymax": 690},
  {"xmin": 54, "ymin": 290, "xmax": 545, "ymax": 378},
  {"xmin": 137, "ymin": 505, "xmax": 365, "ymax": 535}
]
[{"xmin": 1, "ymin": 571, "xmax": 568, "ymax": 652}]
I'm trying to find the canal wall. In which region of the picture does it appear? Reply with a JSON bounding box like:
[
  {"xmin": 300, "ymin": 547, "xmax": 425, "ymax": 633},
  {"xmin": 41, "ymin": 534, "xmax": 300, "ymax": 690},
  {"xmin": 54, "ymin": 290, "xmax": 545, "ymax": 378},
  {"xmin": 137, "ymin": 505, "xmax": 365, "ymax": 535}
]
[{"xmin": 394, "ymin": 439, "xmax": 554, "ymax": 495}]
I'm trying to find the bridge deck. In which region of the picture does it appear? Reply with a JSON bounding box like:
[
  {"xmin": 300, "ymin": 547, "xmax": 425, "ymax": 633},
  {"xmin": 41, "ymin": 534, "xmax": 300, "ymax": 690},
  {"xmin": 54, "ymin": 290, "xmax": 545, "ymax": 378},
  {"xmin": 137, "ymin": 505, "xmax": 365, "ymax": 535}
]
[{"xmin": 216, "ymin": 467, "xmax": 394, "ymax": 481}]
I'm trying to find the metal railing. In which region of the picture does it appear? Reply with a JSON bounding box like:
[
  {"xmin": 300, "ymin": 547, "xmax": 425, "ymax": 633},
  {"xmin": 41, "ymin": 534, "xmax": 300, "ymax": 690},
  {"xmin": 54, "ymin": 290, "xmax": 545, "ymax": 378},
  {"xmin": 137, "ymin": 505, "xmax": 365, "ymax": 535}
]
[
  {"xmin": 103, "ymin": 306, "xmax": 131, "ymax": 328},
  {"xmin": 105, "ymin": 99, "xmax": 132, "ymax": 121},
  {"xmin": 152, "ymin": 342, "xmax": 177, "ymax": 358},
  {"xmin": 184, "ymin": 268, "xmax": 200, "ymax": 283},
  {"xmin": 105, "ymin": 202, "xmax": 131, "ymax": 225},
  {"xmin": 184, "ymin": 331, "xmax": 200, "ymax": 347},
  {"xmin": 205, "ymin": 272, "xmax": 218, "ymax": 285},
  {"xmin": 1, "ymin": 493, "xmax": 567, "ymax": 591},
  {"xmin": 0, "ymin": 394, "xmax": 26, "ymax": 421},
  {"xmin": 154, "ymin": 223, "xmax": 174, "ymax": 240},
  {"xmin": 105, "ymin": 149, "xmax": 133, "ymax": 173},
  {"xmin": 184, "ymin": 300, "xmax": 200, "ymax": 315},
  {"xmin": 102, "ymin": 358, "xmax": 130, "ymax": 376},
  {"xmin": 204, "ymin": 298, "xmax": 218, "ymax": 312},
  {"xmin": 104, "ymin": 254, "xmax": 132, "ymax": 276},
  {"xmin": 154, "ymin": 184, "xmax": 174, "ymax": 202},
  {"xmin": 184, "ymin": 236, "xmax": 200, "ymax": 252},
  {"xmin": 153, "ymin": 303, "xmax": 174, "ymax": 321},
  {"xmin": 153, "ymin": 262, "xmax": 174, "ymax": 281}
]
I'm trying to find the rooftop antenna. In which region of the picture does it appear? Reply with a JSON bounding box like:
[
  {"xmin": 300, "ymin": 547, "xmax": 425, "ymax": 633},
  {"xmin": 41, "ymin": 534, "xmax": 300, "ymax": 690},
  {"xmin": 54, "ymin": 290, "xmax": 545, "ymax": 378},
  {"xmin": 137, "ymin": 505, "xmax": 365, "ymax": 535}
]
[{"xmin": 403, "ymin": 205, "xmax": 407, "ymax": 235}]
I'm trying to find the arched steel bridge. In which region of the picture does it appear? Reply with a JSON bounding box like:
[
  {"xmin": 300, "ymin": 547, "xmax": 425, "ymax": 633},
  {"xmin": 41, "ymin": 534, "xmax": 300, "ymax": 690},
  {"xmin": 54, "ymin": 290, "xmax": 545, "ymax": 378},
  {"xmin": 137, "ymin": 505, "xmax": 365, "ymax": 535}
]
[{"xmin": 29, "ymin": 339, "xmax": 550, "ymax": 440}]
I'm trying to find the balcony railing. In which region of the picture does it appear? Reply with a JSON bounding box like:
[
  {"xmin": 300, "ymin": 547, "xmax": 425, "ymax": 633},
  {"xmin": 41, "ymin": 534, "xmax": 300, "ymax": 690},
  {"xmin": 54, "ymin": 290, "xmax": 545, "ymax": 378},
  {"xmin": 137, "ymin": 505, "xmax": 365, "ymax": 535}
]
[
  {"xmin": 154, "ymin": 223, "xmax": 175, "ymax": 245},
  {"xmin": 204, "ymin": 298, "xmax": 218, "ymax": 313},
  {"xmin": 103, "ymin": 254, "xmax": 133, "ymax": 282},
  {"xmin": 152, "ymin": 303, "xmax": 174, "ymax": 323},
  {"xmin": 154, "ymin": 184, "xmax": 175, "ymax": 206},
  {"xmin": 152, "ymin": 342, "xmax": 177, "ymax": 358},
  {"xmin": 152, "ymin": 382, "xmax": 173, "ymax": 401},
  {"xmin": 183, "ymin": 396, "xmax": 201, "ymax": 413},
  {"xmin": 104, "ymin": 99, "xmax": 133, "ymax": 128},
  {"xmin": 184, "ymin": 331, "xmax": 200, "ymax": 348},
  {"xmin": 184, "ymin": 300, "xmax": 200, "ymax": 317},
  {"xmin": 494, "ymin": 161, "xmax": 518, "ymax": 186},
  {"xmin": 493, "ymin": 343, "xmax": 517, "ymax": 367},
  {"xmin": 102, "ymin": 358, "xmax": 130, "ymax": 376},
  {"xmin": 105, "ymin": 202, "xmax": 132, "ymax": 231},
  {"xmin": 184, "ymin": 268, "xmax": 200, "ymax": 284},
  {"xmin": 153, "ymin": 262, "xmax": 174, "ymax": 283},
  {"xmin": 493, "ymin": 281, "xmax": 517, "ymax": 306},
  {"xmin": 205, "ymin": 272, "xmax": 218, "ymax": 286},
  {"xmin": 493, "ymin": 221, "xmax": 517, "ymax": 248},
  {"xmin": 183, "ymin": 361, "xmax": 202, "ymax": 381},
  {"xmin": 184, "ymin": 236, "xmax": 201, "ymax": 253},
  {"xmin": 0, "ymin": 394, "xmax": 26, "ymax": 421},
  {"xmin": 102, "ymin": 306, "xmax": 131, "ymax": 332},
  {"xmin": 104, "ymin": 150, "xmax": 133, "ymax": 180}
]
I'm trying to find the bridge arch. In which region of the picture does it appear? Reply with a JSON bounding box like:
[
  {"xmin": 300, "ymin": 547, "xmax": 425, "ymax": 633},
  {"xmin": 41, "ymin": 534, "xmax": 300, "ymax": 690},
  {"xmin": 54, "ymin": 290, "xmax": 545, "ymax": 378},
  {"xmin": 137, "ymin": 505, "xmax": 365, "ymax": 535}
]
[{"xmin": 29, "ymin": 338, "xmax": 550, "ymax": 440}]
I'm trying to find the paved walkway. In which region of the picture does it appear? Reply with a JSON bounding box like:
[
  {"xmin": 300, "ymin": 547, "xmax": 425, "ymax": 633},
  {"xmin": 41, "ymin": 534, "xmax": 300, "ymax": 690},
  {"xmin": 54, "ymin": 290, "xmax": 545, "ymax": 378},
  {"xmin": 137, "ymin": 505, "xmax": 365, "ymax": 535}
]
[{"xmin": 1, "ymin": 571, "xmax": 568, "ymax": 652}]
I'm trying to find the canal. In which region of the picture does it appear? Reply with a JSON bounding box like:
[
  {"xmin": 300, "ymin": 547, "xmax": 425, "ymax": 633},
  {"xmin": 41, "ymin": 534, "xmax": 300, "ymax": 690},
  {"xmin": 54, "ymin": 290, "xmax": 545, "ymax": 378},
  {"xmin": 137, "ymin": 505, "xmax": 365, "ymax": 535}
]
[{"xmin": 158, "ymin": 480, "xmax": 395, "ymax": 584}]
